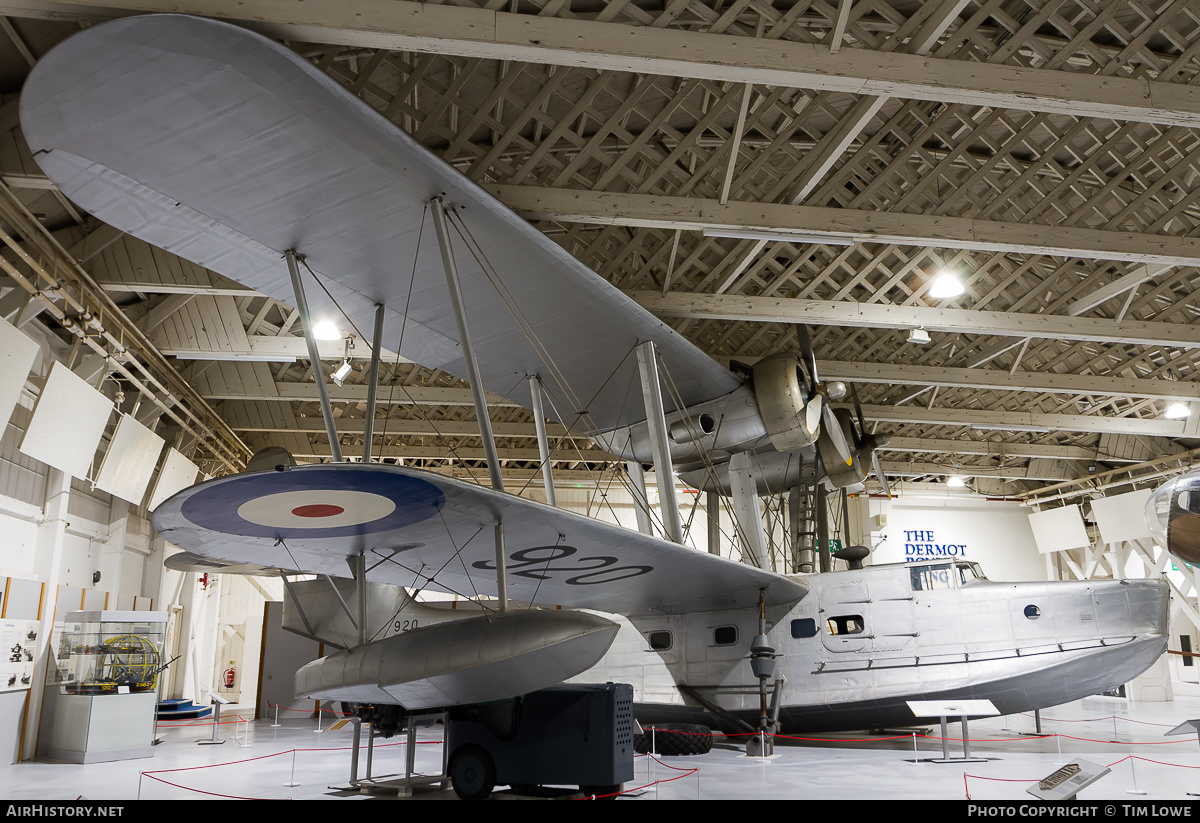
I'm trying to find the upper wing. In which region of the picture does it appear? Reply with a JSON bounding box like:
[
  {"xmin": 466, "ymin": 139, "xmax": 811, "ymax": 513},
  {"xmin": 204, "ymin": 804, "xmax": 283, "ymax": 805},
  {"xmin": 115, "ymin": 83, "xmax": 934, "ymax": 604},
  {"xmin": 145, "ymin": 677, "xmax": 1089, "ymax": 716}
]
[
  {"xmin": 21, "ymin": 14, "xmax": 741, "ymax": 433},
  {"xmin": 151, "ymin": 462, "xmax": 806, "ymax": 616}
]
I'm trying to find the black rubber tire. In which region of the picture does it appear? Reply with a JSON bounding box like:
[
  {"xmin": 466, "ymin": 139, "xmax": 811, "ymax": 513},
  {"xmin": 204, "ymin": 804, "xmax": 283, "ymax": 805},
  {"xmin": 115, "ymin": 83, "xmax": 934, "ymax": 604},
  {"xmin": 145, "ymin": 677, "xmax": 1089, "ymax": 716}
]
[
  {"xmin": 633, "ymin": 724, "xmax": 713, "ymax": 756},
  {"xmin": 449, "ymin": 744, "xmax": 496, "ymax": 800}
]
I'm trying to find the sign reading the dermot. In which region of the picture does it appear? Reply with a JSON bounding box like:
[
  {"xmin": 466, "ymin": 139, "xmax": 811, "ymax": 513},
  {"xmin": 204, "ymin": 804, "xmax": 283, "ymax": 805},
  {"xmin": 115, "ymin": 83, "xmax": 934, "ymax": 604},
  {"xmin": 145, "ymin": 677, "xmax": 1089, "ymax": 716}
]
[{"xmin": 903, "ymin": 530, "xmax": 968, "ymax": 560}]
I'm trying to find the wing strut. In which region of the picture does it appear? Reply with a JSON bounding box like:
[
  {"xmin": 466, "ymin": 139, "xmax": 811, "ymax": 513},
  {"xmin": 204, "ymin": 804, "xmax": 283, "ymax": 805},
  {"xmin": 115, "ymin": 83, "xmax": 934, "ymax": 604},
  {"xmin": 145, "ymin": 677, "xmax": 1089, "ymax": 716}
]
[
  {"xmin": 635, "ymin": 341, "xmax": 684, "ymax": 544},
  {"xmin": 362, "ymin": 303, "xmax": 386, "ymax": 463},
  {"xmin": 285, "ymin": 249, "xmax": 342, "ymax": 462},
  {"xmin": 430, "ymin": 198, "xmax": 509, "ymax": 611},
  {"xmin": 528, "ymin": 375, "xmax": 557, "ymax": 507}
]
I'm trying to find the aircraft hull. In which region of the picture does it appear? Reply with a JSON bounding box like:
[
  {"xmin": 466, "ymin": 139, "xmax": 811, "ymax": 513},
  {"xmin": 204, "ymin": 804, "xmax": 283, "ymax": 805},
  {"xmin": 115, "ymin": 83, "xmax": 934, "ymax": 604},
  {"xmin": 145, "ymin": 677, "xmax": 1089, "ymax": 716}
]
[
  {"xmin": 585, "ymin": 565, "xmax": 1170, "ymax": 733},
  {"xmin": 633, "ymin": 633, "xmax": 1167, "ymax": 733}
]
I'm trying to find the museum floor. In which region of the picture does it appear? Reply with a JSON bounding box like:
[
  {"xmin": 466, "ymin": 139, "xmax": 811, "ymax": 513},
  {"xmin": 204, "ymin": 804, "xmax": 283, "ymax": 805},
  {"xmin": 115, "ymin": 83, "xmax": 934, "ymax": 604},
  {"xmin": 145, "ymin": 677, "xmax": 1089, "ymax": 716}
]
[{"xmin": 4, "ymin": 693, "xmax": 1200, "ymax": 801}]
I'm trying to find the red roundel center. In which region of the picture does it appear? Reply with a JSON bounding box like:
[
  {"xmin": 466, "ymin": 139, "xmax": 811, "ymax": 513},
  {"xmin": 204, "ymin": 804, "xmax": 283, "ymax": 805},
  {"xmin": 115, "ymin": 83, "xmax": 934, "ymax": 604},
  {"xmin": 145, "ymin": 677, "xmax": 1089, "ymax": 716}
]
[{"xmin": 290, "ymin": 504, "xmax": 345, "ymax": 518}]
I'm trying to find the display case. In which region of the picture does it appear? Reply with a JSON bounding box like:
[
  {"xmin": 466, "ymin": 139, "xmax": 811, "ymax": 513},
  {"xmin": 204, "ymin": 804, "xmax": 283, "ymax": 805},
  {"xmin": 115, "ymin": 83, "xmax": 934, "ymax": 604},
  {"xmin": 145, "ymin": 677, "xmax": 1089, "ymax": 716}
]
[{"xmin": 49, "ymin": 610, "xmax": 168, "ymax": 763}]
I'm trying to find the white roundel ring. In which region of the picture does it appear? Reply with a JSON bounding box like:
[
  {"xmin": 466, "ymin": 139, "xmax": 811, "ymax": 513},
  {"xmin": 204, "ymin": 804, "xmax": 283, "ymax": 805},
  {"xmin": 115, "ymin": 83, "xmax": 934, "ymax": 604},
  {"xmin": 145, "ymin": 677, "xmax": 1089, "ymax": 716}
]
[{"xmin": 236, "ymin": 490, "xmax": 397, "ymax": 530}]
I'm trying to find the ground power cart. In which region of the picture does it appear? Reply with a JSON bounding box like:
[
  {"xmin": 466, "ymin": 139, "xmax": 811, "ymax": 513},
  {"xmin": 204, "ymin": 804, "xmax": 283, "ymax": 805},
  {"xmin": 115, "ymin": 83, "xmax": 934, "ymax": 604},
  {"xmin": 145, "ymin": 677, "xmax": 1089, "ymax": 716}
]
[{"xmin": 446, "ymin": 682, "xmax": 635, "ymax": 799}]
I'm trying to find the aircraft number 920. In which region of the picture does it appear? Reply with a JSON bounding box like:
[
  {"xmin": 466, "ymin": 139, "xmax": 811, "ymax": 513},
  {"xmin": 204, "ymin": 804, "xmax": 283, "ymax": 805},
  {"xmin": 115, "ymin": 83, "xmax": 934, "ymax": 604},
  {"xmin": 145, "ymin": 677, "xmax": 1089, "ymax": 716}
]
[
  {"xmin": 473, "ymin": 545, "xmax": 653, "ymax": 585},
  {"xmin": 393, "ymin": 619, "xmax": 419, "ymax": 633}
]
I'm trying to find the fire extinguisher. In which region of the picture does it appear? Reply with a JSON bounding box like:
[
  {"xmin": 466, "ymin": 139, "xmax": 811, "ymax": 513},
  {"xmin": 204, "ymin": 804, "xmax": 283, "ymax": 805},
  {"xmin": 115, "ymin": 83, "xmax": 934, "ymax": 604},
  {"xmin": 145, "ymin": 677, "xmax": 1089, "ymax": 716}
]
[{"xmin": 223, "ymin": 662, "xmax": 235, "ymax": 688}]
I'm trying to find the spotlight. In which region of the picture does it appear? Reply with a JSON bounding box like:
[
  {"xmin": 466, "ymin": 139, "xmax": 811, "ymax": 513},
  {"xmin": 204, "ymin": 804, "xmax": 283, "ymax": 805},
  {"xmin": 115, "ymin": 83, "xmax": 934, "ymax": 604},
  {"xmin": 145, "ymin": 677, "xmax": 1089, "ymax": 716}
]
[
  {"xmin": 331, "ymin": 359, "xmax": 353, "ymax": 386},
  {"xmin": 1166, "ymin": 402, "xmax": 1190, "ymax": 419},
  {"xmin": 907, "ymin": 327, "xmax": 931, "ymax": 345},
  {"xmin": 947, "ymin": 475, "xmax": 966, "ymax": 488}
]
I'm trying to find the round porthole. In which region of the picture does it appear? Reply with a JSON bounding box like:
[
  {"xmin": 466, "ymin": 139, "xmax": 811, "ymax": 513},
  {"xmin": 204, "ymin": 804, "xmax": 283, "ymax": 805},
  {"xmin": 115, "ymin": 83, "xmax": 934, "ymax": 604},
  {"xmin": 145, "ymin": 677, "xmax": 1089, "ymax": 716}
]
[{"xmin": 1024, "ymin": 604, "xmax": 1041, "ymax": 619}]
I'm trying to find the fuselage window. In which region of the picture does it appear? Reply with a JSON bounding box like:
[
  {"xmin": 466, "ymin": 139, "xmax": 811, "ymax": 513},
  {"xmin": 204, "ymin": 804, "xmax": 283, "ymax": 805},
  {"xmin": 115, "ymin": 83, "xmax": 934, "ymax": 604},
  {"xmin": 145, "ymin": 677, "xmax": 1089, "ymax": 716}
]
[
  {"xmin": 647, "ymin": 630, "xmax": 672, "ymax": 651},
  {"xmin": 826, "ymin": 615, "xmax": 864, "ymax": 636},
  {"xmin": 909, "ymin": 563, "xmax": 955, "ymax": 591},
  {"xmin": 713, "ymin": 626, "xmax": 738, "ymax": 646},
  {"xmin": 790, "ymin": 618, "xmax": 818, "ymax": 639}
]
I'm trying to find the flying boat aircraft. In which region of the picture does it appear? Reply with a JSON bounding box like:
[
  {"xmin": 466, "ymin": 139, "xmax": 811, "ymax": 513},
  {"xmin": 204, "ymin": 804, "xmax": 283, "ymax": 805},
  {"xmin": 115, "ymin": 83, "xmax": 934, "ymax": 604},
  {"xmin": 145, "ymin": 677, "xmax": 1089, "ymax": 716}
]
[{"xmin": 20, "ymin": 14, "xmax": 1170, "ymax": 744}]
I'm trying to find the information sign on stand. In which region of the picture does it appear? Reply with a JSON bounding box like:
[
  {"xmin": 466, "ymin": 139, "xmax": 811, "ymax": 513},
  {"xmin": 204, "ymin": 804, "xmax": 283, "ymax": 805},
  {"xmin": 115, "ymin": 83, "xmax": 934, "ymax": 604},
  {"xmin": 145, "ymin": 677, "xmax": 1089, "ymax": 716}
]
[
  {"xmin": 1027, "ymin": 759, "xmax": 1110, "ymax": 801},
  {"xmin": 198, "ymin": 693, "xmax": 230, "ymax": 746},
  {"xmin": 906, "ymin": 699, "xmax": 999, "ymax": 763}
]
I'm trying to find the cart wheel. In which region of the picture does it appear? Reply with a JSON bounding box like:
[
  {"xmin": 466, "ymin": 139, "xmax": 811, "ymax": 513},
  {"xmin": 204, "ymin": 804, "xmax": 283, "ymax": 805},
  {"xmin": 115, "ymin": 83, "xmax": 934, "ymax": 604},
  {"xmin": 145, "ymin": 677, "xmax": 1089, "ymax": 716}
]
[
  {"xmin": 449, "ymin": 745, "xmax": 496, "ymax": 800},
  {"xmin": 633, "ymin": 724, "xmax": 713, "ymax": 756}
]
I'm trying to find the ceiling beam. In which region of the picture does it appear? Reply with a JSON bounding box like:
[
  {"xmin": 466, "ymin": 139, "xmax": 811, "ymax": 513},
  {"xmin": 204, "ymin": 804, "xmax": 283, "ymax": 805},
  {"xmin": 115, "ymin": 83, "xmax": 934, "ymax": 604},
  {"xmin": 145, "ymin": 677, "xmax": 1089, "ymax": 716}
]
[
  {"xmin": 231, "ymin": 416, "xmax": 580, "ymax": 439},
  {"xmin": 847, "ymin": 403, "xmax": 1200, "ymax": 438},
  {"xmin": 632, "ymin": 291, "xmax": 1200, "ymax": 349},
  {"xmin": 881, "ymin": 460, "xmax": 1078, "ymax": 482},
  {"xmin": 815, "ymin": 361, "xmax": 1200, "ymax": 402},
  {"xmin": 883, "ymin": 436, "xmax": 1116, "ymax": 462},
  {"xmin": 12, "ymin": 0, "xmax": 1200, "ymax": 127},
  {"xmin": 492, "ymin": 185, "xmax": 1200, "ymax": 268},
  {"xmin": 285, "ymin": 444, "xmax": 611, "ymax": 462},
  {"xmin": 160, "ymin": 335, "xmax": 409, "ymax": 363},
  {"xmin": 203, "ymin": 382, "xmax": 522, "ymax": 407}
]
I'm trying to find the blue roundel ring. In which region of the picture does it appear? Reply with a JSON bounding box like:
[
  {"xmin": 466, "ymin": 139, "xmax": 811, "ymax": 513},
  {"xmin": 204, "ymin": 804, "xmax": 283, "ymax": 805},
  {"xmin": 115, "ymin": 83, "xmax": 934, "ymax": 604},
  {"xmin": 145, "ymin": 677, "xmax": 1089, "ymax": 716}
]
[{"xmin": 179, "ymin": 467, "xmax": 445, "ymax": 539}]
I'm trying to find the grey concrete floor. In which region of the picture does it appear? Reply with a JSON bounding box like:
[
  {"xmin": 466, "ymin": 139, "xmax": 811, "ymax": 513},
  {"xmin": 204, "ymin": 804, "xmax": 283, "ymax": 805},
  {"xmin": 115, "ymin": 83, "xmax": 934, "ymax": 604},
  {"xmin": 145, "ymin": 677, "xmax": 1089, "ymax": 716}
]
[{"xmin": 3, "ymin": 694, "xmax": 1200, "ymax": 801}]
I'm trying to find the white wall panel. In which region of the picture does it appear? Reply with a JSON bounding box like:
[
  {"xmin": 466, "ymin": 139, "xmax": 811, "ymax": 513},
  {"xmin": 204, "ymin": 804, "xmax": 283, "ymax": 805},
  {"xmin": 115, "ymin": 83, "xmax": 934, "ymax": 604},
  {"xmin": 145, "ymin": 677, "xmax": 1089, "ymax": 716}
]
[
  {"xmin": 19, "ymin": 362, "xmax": 112, "ymax": 480},
  {"xmin": 0, "ymin": 318, "xmax": 39, "ymax": 435},
  {"xmin": 94, "ymin": 415, "xmax": 164, "ymax": 504},
  {"xmin": 146, "ymin": 449, "xmax": 199, "ymax": 512},
  {"xmin": 0, "ymin": 406, "xmax": 47, "ymax": 507},
  {"xmin": 119, "ymin": 552, "xmax": 145, "ymax": 598},
  {"xmin": 1091, "ymin": 488, "xmax": 1154, "ymax": 545},
  {"xmin": 1027, "ymin": 504, "xmax": 1092, "ymax": 554},
  {"xmin": 0, "ymin": 513, "xmax": 38, "ymax": 579}
]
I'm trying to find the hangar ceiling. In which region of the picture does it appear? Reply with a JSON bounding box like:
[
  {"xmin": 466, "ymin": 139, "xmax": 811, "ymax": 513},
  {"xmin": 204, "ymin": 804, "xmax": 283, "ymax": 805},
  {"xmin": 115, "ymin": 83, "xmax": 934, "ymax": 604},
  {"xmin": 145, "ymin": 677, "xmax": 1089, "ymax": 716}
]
[{"xmin": 2, "ymin": 0, "xmax": 1200, "ymax": 504}]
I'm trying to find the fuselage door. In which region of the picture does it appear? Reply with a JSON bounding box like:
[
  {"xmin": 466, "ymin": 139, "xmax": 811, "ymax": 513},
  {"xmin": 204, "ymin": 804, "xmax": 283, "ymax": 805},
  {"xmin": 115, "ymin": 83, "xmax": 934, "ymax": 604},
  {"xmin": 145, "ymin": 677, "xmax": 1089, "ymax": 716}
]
[{"xmin": 867, "ymin": 574, "xmax": 916, "ymax": 653}]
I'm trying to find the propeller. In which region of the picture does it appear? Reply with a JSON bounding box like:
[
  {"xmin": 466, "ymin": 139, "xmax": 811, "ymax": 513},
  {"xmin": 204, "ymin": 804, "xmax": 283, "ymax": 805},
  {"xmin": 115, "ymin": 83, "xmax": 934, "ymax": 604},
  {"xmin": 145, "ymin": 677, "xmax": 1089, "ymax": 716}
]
[
  {"xmin": 795, "ymin": 326, "xmax": 853, "ymax": 465},
  {"xmin": 850, "ymin": 383, "xmax": 892, "ymax": 498}
]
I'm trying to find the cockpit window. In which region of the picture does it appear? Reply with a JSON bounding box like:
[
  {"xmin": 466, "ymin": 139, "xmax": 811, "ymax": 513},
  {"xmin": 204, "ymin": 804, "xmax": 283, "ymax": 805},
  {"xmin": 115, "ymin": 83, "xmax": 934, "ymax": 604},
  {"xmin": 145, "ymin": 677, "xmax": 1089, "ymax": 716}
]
[
  {"xmin": 958, "ymin": 562, "xmax": 985, "ymax": 584},
  {"xmin": 910, "ymin": 563, "xmax": 954, "ymax": 591}
]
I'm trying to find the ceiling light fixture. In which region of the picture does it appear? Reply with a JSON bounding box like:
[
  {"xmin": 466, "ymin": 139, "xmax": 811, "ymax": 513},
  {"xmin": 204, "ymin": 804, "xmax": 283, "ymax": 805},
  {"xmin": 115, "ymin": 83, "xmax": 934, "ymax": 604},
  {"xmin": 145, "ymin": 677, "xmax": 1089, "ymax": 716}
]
[
  {"xmin": 331, "ymin": 359, "xmax": 353, "ymax": 387},
  {"xmin": 906, "ymin": 326, "xmax": 931, "ymax": 345},
  {"xmin": 929, "ymin": 271, "xmax": 965, "ymax": 299},
  {"xmin": 313, "ymin": 319, "xmax": 342, "ymax": 341},
  {"xmin": 701, "ymin": 227, "xmax": 855, "ymax": 245},
  {"xmin": 947, "ymin": 475, "xmax": 967, "ymax": 488},
  {"xmin": 1166, "ymin": 402, "xmax": 1191, "ymax": 419}
]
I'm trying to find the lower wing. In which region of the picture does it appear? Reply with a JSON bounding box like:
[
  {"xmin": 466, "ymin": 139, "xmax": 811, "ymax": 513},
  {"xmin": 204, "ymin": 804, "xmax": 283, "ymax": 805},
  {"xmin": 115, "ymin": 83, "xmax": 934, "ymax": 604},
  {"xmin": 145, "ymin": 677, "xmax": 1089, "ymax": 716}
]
[{"xmin": 152, "ymin": 463, "xmax": 806, "ymax": 617}]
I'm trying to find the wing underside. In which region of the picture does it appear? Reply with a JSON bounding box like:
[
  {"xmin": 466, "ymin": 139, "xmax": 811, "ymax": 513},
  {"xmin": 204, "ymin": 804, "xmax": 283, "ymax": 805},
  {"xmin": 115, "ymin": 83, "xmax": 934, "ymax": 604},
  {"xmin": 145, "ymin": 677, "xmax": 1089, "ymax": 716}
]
[
  {"xmin": 20, "ymin": 14, "xmax": 741, "ymax": 433},
  {"xmin": 151, "ymin": 463, "xmax": 806, "ymax": 616}
]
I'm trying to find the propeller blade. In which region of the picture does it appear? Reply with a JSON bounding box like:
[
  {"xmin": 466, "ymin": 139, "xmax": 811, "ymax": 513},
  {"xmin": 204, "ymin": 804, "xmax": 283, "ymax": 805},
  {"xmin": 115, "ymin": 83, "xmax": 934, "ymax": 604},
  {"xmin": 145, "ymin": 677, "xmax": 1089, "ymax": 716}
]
[
  {"xmin": 795, "ymin": 325, "xmax": 818, "ymax": 390},
  {"xmin": 850, "ymin": 383, "xmax": 867, "ymax": 436},
  {"xmin": 806, "ymin": 393, "xmax": 823, "ymax": 435},
  {"xmin": 822, "ymin": 403, "xmax": 853, "ymax": 465},
  {"xmin": 871, "ymin": 449, "xmax": 892, "ymax": 499}
]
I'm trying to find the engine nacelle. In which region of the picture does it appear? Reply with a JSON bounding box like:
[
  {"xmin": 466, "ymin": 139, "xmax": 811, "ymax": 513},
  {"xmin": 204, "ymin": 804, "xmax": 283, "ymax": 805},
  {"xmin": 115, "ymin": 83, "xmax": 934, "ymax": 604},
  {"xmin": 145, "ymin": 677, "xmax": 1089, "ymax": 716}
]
[{"xmin": 752, "ymin": 354, "xmax": 820, "ymax": 453}]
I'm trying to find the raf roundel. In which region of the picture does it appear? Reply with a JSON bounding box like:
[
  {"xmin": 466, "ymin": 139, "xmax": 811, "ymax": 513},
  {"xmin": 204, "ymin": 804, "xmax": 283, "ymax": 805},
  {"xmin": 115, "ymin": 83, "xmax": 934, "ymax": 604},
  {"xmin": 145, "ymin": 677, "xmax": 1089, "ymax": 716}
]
[{"xmin": 178, "ymin": 467, "xmax": 445, "ymax": 539}]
